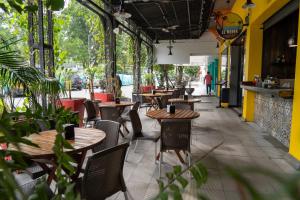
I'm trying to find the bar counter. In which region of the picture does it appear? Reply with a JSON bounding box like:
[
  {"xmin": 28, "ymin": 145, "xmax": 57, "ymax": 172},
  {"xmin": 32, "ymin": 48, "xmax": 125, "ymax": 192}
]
[{"xmin": 242, "ymin": 85, "xmax": 294, "ymax": 147}]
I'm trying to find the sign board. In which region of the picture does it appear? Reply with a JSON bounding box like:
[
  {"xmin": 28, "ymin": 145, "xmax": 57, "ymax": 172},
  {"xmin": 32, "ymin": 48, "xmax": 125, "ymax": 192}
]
[{"xmin": 216, "ymin": 12, "xmax": 243, "ymax": 40}]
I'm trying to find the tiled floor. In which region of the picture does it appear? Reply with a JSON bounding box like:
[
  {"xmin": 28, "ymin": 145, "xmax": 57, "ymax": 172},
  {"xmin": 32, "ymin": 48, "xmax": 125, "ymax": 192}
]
[{"xmin": 15, "ymin": 97, "xmax": 297, "ymax": 199}]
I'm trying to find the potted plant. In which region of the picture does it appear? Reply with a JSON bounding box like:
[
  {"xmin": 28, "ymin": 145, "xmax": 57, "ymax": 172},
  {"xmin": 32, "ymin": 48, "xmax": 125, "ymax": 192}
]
[
  {"xmin": 94, "ymin": 76, "xmax": 114, "ymax": 102},
  {"xmin": 56, "ymin": 67, "xmax": 85, "ymax": 127}
]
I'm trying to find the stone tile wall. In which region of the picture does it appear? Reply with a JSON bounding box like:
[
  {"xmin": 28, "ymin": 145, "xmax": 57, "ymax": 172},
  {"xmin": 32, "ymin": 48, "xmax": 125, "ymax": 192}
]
[{"xmin": 254, "ymin": 93, "xmax": 293, "ymax": 147}]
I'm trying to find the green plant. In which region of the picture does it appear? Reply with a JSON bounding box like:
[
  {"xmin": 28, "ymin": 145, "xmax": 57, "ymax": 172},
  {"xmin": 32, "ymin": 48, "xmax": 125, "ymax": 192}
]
[
  {"xmin": 0, "ymin": 37, "xmax": 61, "ymax": 111},
  {"xmin": 0, "ymin": 99, "xmax": 80, "ymax": 199},
  {"xmin": 143, "ymin": 73, "xmax": 153, "ymax": 85}
]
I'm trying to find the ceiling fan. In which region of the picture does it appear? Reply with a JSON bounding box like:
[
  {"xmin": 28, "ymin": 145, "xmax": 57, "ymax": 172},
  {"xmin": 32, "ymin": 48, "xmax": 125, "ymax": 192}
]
[
  {"xmin": 114, "ymin": 0, "xmax": 132, "ymax": 19},
  {"xmin": 124, "ymin": 0, "xmax": 193, "ymax": 3},
  {"xmin": 147, "ymin": 25, "xmax": 179, "ymax": 33}
]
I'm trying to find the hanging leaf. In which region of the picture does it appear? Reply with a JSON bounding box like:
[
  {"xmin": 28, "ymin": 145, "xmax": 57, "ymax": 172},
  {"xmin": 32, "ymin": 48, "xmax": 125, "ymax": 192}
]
[{"xmin": 46, "ymin": 0, "xmax": 65, "ymax": 11}]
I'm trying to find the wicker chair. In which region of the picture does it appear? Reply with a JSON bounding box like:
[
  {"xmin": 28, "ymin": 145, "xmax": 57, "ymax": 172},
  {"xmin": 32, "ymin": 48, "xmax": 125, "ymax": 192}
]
[
  {"xmin": 159, "ymin": 119, "xmax": 192, "ymax": 177},
  {"xmin": 84, "ymin": 100, "xmax": 101, "ymax": 128},
  {"xmin": 129, "ymin": 110, "xmax": 160, "ymax": 159},
  {"xmin": 171, "ymin": 89, "xmax": 181, "ymax": 99},
  {"xmin": 99, "ymin": 107, "xmax": 127, "ymax": 137},
  {"xmin": 121, "ymin": 102, "xmax": 140, "ymax": 122},
  {"xmin": 92, "ymin": 120, "xmax": 121, "ymax": 153},
  {"xmin": 17, "ymin": 177, "xmax": 53, "ymax": 200},
  {"xmin": 155, "ymin": 97, "xmax": 164, "ymax": 109},
  {"xmin": 174, "ymin": 103, "xmax": 192, "ymax": 110},
  {"xmin": 78, "ymin": 143, "xmax": 130, "ymax": 200}
]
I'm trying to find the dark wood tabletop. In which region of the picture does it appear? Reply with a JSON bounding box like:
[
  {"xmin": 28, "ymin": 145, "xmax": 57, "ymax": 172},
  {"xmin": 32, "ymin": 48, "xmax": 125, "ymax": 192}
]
[
  {"xmin": 146, "ymin": 109, "xmax": 200, "ymax": 120},
  {"xmin": 141, "ymin": 93, "xmax": 172, "ymax": 98}
]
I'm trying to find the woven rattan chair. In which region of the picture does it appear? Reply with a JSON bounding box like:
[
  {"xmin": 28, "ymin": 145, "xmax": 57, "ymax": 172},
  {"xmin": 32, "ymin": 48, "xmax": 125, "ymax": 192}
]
[
  {"xmin": 129, "ymin": 110, "xmax": 160, "ymax": 159},
  {"xmin": 17, "ymin": 177, "xmax": 53, "ymax": 200},
  {"xmin": 92, "ymin": 120, "xmax": 121, "ymax": 153},
  {"xmin": 121, "ymin": 102, "xmax": 140, "ymax": 122},
  {"xmin": 159, "ymin": 119, "xmax": 192, "ymax": 177},
  {"xmin": 174, "ymin": 103, "xmax": 192, "ymax": 110},
  {"xmin": 84, "ymin": 100, "xmax": 101, "ymax": 128},
  {"xmin": 155, "ymin": 97, "xmax": 164, "ymax": 109},
  {"xmin": 99, "ymin": 107, "xmax": 127, "ymax": 137},
  {"xmin": 171, "ymin": 89, "xmax": 181, "ymax": 99},
  {"xmin": 78, "ymin": 143, "xmax": 130, "ymax": 200}
]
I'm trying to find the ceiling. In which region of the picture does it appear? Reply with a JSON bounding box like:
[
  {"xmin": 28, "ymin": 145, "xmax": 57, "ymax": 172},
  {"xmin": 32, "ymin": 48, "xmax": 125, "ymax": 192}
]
[{"xmin": 110, "ymin": 0, "xmax": 218, "ymax": 40}]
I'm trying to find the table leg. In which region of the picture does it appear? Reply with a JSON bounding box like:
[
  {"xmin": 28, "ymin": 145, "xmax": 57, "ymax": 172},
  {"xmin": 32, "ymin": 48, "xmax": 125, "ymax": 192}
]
[{"xmin": 71, "ymin": 150, "xmax": 87, "ymax": 181}]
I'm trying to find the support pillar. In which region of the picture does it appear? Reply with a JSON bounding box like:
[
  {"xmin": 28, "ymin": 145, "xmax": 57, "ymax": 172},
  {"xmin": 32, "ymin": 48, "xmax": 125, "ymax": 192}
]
[
  {"xmin": 242, "ymin": 23, "xmax": 263, "ymax": 122},
  {"xmin": 133, "ymin": 34, "xmax": 141, "ymax": 93},
  {"xmin": 289, "ymin": 10, "xmax": 300, "ymax": 161},
  {"xmin": 100, "ymin": 14, "xmax": 116, "ymax": 93}
]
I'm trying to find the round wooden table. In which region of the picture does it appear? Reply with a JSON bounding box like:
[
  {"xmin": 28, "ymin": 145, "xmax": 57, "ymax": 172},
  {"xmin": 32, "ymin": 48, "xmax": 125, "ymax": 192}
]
[
  {"xmin": 141, "ymin": 93, "xmax": 172, "ymax": 110},
  {"xmin": 98, "ymin": 101, "xmax": 134, "ymax": 108},
  {"xmin": 168, "ymin": 98, "xmax": 202, "ymax": 111},
  {"xmin": 146, "ymin": 109, "xmax": 200, "ymax": 121},
  {"xmin": 154, "ymin": 89, "xmax": 175, "ymax": 93},
  {"xmin": 11, "ymin": 128, "xmax": 105, "ymax": 184}
]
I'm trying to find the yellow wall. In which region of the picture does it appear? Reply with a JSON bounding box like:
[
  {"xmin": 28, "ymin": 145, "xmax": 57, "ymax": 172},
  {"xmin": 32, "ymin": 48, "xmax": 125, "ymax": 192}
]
[
  {"xmin": 222, "ymin": 0, "xmax": 300, "ymax": 161},
  {"xmin": 231, "ymin": 0, "xmax": 291, "ymax": 121},
  {"xmin": 289, "ymin": 10, "xmax": 300, "ymax": 161}
]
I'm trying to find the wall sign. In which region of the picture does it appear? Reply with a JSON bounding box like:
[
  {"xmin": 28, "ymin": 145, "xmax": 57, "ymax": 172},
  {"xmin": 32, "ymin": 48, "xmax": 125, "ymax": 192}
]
[{"xmin": 216, "ymin": 12, "xmax": 243, "ymax": 40}]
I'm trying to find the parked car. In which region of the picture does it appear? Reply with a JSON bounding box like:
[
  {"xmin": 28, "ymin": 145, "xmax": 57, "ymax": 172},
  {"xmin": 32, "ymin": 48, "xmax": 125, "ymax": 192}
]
[{"xmin": 71, "ymin": 75, "xmax": 83, "ymax": 91}]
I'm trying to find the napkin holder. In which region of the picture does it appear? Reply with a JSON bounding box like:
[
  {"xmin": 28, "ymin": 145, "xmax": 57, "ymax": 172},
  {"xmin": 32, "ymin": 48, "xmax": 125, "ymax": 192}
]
[
  {"xmin": 152, "ymin": 90, "xmax": 156, "ymax": 94},
  {"xmin": 183, "ymin": 95, "xmax": 189, "ymax": 100},
  {"xmin": 63, "ymin": 124, "xmax": 75, "ymax": 140},
  {"xmin": 115, "ymin": 97, "xmax": 120, "ymax": 104},
  {"xmin": 167, "ymin": 105, "xmax": 175, "ymax": 114}
]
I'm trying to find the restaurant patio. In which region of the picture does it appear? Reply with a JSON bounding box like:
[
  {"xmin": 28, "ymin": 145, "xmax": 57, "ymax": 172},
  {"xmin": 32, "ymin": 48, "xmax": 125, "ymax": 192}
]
[{"xmin": 1, "ymin": 0, "xmax": 300, "ymax": 200}]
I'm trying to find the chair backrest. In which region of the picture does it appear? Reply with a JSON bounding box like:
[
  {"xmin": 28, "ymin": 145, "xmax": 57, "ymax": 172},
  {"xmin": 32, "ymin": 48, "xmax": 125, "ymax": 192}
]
[
  {"xmin": 132, "ymin": 93, "xmax": 141, "ymax": 103},
  {"xmin": 99, "ymin": 107, "xmax": 120, "ymax": 122},
  {"xmin": 36, "ymin": 119, "xmax": 49, "ymax": 132},
  {"xmin": 84, "ymin": 100, "xmax": 97, "ymax": 120},
  {"xmin": 160, "ymin": 119, "xmax": 191, "ymax": 152},
  {"xmin": 174, "ymin": 103, "xmax": 192, "ymax": 110},
  {"xmin": 156, "ymin": 97, "xmax": 164, "ymax": 109},
  {"xmin": 132, "ymin": 101, "xmax": 140, "ymax": 111},
  {"xmin": 179, "ymin": 87, "xmax": 186, "ymax": 96},
  {"xmin": 82, "ymin": 143, "xmax": 129, "ymax": 200},
  {"xmin": 93, "ymin": 120, "xmax": 121, "ymax": 153},
  {"xmin": 129, "ymin": 110, "xmax": 143, "ymax": 139},
  {"xmin": 172, "ymin": 90, "xmax": 181, "ymax": 98}
]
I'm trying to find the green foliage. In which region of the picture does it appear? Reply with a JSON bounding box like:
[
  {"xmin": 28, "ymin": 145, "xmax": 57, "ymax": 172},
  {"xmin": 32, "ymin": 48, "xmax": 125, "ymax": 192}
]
[
  {"xmin": 183, "ymin": 66, "xmax": 199, "ymax": 79},
  {"xmin": 0, "ymin": 37, "xmax": 61, "ymax": 109},
  {"xmin": 155, "ymin": 163, "xmax": 208, "ymax": 200},
  {"xmin": 226, "ymin": 167, "xmax": 300, "ymax": 200},
  {"xmin": 0, "ymin": 0, "xmax": 65, "ymax": 13},
  {"xmin": 0, "ymin": 99, "xmax": 80, "ymax": 199}
]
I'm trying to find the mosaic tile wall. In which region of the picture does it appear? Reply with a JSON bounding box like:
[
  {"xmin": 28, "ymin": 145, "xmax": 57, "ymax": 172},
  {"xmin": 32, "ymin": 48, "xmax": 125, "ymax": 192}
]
[{"xmin": 254, "ymin": 93, "xmax": 293, "ymax": 147}]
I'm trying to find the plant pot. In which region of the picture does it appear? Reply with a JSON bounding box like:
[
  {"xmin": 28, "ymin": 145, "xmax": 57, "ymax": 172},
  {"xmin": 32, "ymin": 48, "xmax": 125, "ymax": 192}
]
[
  {"xmin": 60, "ymin": 98, "xmax": 86, "ymax": 127},
  {"xmin": 94, "ymin": 92, "xmax": 114, "ymax": 102},
  {"xmin": 140, "ymin": 85, "xmax": 155, "ymax": 93}
]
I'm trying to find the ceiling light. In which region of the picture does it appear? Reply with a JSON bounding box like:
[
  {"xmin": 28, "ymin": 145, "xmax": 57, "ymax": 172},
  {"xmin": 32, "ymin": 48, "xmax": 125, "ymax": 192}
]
[
  {"xmin": 288, "ymin": 36, "xmax": 297, "ymax": 48},
  {"xmin": 168, "ymin": 49, "xmax": 172, "ymax": 56},
  {"xmin": 242, "ymin": 0, "xmax": 256, "ymax": 9}
]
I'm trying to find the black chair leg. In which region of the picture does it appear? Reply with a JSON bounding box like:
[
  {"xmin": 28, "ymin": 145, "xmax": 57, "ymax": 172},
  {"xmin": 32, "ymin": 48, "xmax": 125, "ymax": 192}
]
[{"xmin": 119, "ymin": 129, "xmax": 125, "ymax": 138}]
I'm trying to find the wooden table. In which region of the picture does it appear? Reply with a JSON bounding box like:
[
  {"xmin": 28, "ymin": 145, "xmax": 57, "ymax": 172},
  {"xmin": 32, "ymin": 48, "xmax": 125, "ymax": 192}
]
[
  {"xmin": 99, "ymin": 101, "xmax": 134, "ymax": 113},
  {"xmin": 146, "ymin": 109, "xmax": 200, "ymax": 163},
  {"xmin": 11, "ymin": 128, "xmax": 105, "ymax": 184},
  {"xmin": 146, "ymin": 109, "xmax": 200, "ymax": 121},
  {"xmin": 141, "ymin": 93, "xmax": 172, "ymax": 110},
  {"xmin": 154, "ymin": 89, "xmax": 175, "ymax": 93},
  {"xmin": 168, "ymin": 98, "xmax": 202, "ymax": 111}
]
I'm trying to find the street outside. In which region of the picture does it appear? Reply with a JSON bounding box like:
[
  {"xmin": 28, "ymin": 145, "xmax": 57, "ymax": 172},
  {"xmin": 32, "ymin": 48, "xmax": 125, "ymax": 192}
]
[{"xmin": 70, "ymin": 80, "xmax": 208, "ymax": 100}]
